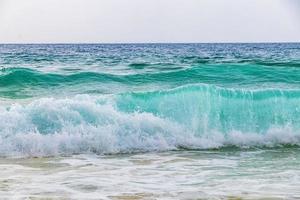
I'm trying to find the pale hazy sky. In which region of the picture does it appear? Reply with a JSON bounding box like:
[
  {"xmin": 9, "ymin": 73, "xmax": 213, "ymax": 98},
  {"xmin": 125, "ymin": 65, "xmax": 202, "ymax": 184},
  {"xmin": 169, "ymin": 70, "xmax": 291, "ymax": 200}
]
[{"xmin": 0, "ymin": 0, "xmax": 299, "ymax": 43}]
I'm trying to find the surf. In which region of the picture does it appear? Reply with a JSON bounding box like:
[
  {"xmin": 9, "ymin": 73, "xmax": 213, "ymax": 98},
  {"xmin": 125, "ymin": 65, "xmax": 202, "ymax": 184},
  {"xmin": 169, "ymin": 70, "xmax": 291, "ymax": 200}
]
[{"xmin": 0, "ymin": 84, "xmax": 299, "ymax": 157}]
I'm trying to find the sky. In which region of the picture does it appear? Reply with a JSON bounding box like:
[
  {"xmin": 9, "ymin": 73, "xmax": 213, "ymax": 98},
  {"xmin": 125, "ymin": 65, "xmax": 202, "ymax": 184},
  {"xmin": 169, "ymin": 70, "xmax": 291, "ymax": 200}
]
[{"xmin": 0, "ymin": 0, "xmax": 299, "ymax": 43}]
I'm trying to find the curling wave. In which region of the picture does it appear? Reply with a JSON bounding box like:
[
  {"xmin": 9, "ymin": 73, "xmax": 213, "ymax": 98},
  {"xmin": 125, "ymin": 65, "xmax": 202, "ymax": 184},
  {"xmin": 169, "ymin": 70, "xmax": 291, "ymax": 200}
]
[{"xmin": 0, "ymin": 84, "xmax": 300, "ymax": 157}]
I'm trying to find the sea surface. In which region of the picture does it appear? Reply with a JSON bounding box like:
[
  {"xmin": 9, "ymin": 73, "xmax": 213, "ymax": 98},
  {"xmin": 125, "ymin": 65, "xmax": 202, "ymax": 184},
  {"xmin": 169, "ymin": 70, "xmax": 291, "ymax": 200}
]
[{"xmin": 0, "ymin": 43, "xmax": 300, "ymax": 199}]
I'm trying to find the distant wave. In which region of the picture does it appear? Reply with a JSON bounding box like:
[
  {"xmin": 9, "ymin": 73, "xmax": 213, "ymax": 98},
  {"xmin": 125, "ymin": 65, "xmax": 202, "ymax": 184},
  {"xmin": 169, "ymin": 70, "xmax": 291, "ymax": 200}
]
[
  {"xmin": 0, "ymin": 85, "xmax": 300, "ymax": 157},
  {"xmin": 1, "ymin": 66, "xmax": 300, "ymax": 98}
]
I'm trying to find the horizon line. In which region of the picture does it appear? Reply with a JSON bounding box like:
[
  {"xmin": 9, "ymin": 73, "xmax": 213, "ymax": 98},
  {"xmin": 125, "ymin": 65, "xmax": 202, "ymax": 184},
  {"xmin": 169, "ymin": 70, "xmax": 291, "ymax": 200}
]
[{"xmin": 0, "ymin": 41, "xmax": 300, "ymax": 45}]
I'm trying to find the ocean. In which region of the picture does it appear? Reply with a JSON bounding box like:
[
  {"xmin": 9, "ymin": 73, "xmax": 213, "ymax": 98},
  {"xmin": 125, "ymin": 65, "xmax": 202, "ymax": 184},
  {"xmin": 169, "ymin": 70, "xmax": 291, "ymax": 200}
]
[{"xmin": 0, "ymin": 43, "xmax": 300, "ymax": 199}]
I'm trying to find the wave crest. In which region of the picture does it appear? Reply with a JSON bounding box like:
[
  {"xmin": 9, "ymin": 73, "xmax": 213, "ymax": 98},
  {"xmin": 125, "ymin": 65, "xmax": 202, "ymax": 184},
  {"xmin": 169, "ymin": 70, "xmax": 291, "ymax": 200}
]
[{"xmin": 0, "ymin": 85, "xmax": 300, "ymax": 157}]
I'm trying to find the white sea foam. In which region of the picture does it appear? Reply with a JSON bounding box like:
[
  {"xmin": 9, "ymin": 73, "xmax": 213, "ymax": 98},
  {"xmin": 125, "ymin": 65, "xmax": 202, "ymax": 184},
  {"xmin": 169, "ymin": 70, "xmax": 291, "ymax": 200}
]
[{"xmin": 0, "ymin": 95, "xmax": 299, "ymax": 157}]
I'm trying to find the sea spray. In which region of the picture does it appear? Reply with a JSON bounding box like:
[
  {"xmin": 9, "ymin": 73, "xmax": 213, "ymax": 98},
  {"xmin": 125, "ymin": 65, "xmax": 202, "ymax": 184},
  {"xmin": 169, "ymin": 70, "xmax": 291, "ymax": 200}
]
[
  {"xmin": 0, "ymin": 84, "xmax": 299, "ymax": 157},
  {"xmin": 0, "ymin": 43, "xmax": 300, "ymax": 157}
]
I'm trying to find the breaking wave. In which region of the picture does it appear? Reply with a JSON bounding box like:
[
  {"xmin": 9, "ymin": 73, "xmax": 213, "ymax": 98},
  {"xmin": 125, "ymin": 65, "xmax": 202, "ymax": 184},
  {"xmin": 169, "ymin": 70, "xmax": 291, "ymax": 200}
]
[{"xmin": 0, "ymin": 84, "xmax": 300, "ymax": 157}]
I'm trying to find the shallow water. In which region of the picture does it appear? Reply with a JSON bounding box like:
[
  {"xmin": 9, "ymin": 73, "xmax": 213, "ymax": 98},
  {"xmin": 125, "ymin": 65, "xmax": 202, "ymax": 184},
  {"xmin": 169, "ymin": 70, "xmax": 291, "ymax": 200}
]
[{"xmin": 1, "ymin": 148, "xmax": 300, "ymax": 199}]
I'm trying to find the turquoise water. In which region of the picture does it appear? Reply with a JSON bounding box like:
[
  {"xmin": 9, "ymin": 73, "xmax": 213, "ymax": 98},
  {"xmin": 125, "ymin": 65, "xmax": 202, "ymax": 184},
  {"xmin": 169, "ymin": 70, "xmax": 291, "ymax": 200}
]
[
  {"xmin": 0, "ymin": 43, "xmax": 300, "ymax": 199},
  {"xmin": 1, "ymin": 43, "xmax": 300, "ymax": 99},
  {"xmin": 0, "ymin": 43, "xmax": 300, "ymax": 156}
]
